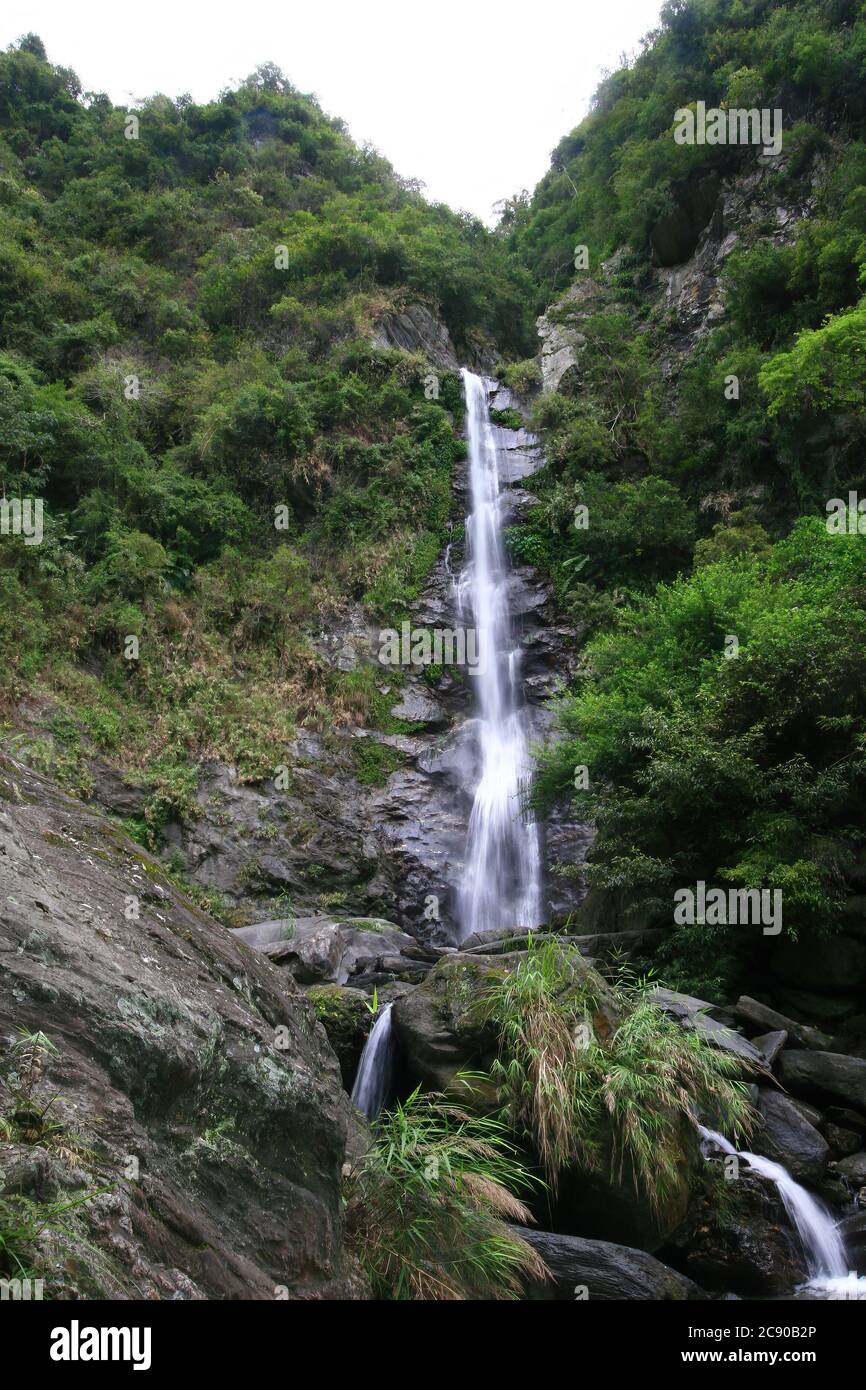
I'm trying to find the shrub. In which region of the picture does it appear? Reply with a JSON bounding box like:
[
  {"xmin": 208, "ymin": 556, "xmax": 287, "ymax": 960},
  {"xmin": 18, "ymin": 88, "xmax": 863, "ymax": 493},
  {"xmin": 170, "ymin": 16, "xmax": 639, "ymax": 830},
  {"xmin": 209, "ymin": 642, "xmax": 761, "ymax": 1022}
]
[
  {"xmin": 482, "ymin": 941, "xmax": 753, "ymax": 1207},
  {"xmin": 344, "ymin": 1086, "xmax": 548, "ymax": 1299}
]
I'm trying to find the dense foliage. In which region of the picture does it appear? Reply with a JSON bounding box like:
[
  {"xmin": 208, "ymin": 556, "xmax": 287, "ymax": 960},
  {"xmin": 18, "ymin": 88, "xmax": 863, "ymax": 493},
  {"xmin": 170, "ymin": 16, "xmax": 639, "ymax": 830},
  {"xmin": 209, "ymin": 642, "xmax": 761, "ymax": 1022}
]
[
  {"xmin": 483, "ymin": 941, "xmax": 752, "ymax": 1202},
  {"xmin": 344, "ymin": 1086, "xmax": 546, "ymax": 1299},
  {"xmin": 497, "ymin": 0, "xmax": 866, "ymax": 994},
  {"xmin": 0, "ymin": 36, "xmax": 532, "ymax": 818},
  {"xmin": 505, "ymin": 0, "xmax": 866, "ymax": 299}
]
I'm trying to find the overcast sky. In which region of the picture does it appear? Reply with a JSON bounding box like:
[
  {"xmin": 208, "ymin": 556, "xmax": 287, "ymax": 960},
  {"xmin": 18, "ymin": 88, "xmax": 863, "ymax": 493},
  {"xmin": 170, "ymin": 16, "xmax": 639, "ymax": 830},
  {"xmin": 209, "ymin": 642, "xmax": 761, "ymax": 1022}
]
[{"xmin": 1, "ymin": 0, "xmax": 664, "ymax": 222}]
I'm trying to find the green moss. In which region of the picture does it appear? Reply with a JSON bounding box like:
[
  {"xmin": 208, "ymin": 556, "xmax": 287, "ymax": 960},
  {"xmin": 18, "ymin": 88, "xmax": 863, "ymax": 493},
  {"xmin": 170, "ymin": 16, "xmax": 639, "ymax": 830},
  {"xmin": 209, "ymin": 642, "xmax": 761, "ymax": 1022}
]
[{"xmin": 351, "ymin": 739, "xmax": 404, "ymax": 787}]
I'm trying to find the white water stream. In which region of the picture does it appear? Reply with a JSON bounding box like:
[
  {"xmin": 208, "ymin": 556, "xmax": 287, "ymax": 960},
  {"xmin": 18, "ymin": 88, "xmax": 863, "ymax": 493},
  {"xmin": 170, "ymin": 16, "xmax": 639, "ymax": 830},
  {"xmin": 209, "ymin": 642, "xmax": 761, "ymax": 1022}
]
[
  {"xmin": 350, "ymin": 1004, "xmax": 394, "ymax": 1120},
  {"xmin": 455, "ymin": 370, "xmax": 542, "ymax": 941},
  {"xmin": 699, "ymin": 1126, "xmax": 865, "ymax": 1297}
]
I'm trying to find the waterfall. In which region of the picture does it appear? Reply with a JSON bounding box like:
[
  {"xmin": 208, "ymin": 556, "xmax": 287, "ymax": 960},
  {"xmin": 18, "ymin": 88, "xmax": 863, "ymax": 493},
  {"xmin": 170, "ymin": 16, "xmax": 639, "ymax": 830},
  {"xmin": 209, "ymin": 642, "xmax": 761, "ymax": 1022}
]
[
  {"xmin": 699, "ymin": 1126, "xmax": 865, "ymax": 1296},
  {"xmin": 350, "ymin": 1004, "xmax": 394, "ymax": 1120},
  {"xmin": 455, "ymin": 370, "xmax": 542, "ymax": 941}
]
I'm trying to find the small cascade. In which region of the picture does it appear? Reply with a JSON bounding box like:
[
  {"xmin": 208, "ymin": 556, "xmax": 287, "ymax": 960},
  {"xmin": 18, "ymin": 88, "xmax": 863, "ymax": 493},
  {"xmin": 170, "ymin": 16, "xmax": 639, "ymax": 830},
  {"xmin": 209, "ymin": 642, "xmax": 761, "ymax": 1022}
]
[
  {"xmin": 699, "ymin": 1126, "xmax": 866, "ymax": 1297},
  {"xmin": 350, "ymin": 1004, "xmax": 394, "ymax": 1120},
  {"xmin": 455, "ymin": 369, "xmax": 543, "ymax": 941}
]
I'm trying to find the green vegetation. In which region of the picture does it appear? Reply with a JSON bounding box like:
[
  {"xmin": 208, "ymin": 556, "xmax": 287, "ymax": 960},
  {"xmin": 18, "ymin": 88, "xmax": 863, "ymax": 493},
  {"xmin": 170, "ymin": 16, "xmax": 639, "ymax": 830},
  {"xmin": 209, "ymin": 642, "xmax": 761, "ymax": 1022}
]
[
  {"xmin": 495, "ymin": 1, "xmax": 866, "ymax": 992},
  {"xmin": 482, "ymin": 941, "xmax": 752, "ymax": 1205},
  {"xmin": 0, "ymin": 37, "xmax": 532, "ymax": 815},
  {"xmin": 344, "ymin": 1085, "xmax": 547, "ymax": 1299},
  {"xmin": 506, "ymin": 0, "xmax": 866, "ymax": 300},
  {"xmin": 532, "ymin": 521, "xmax": 866, "ymax": 996}
]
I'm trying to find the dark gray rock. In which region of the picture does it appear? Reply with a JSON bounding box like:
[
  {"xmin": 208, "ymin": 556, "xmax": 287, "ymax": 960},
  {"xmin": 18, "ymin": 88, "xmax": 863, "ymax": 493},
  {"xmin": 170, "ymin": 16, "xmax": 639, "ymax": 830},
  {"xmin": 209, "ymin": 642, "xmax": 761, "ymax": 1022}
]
[
  {"xmin": 780, "ymin": 1051, "xmax": 866, "ymax": 1114},
  {"xmin": 836, "ymin": 1152, "xmax": 866, "ymax": 1187},
  {"xmin": 755, "ymin": 1089, "xmax": 829, "ymax": 1182},
  {"xmin": 86, "ymin": 760, "xmax": 149, "ymax": 817},
  {"xmin": 770, "ymin": 933, "xmax": 866, "ymax": 995},
  {"xmin": 825, "ymin": 1107, "xmax": 866, "ymax": 1136},
  {"xmin": 734, "ymin": 996, "xmax": 832, "ymax": 1051},
  {"xmin": 236, "ymin": 915, "xmax": 438, "ymax": 987},
  {"xmin": 837, "ymin": 1211, "xmax": 866, "ymax": 1258},
  {"xmin": 512, "ymin": 1227, "xmax": 705, "ymax": 1301},
  {"xmin": 752, "ymin": 1030, "xmax": 787, "ymax": 1067},
  {"xmin": 824, "ymin": 1124, "xmax": 862, "ymax": 1157},
  {"xmin": 669, "ymin": 1164, "xmax": 808, "ymax": 1296},
  {"xmin": 391, "ymin": 954, "xmax": 502, "ymax": 1090},
  {"xmin": 304, "ymin": 984, "xmax": 371, "ymax": 1089},
  {"xmin": 774, "ymin": 987, "xmax": 859, "ymax": 1024},
  {"xmin": 370, "ymin": 303, "xmax": 459, "ymax": 371},
  {"xmin": 388, "ymin": 688, "xmax": 448, "ymax": 729},
  {"xmin": 788, "ymin": 1096, "xmax": 825, "ymax": 1128}
]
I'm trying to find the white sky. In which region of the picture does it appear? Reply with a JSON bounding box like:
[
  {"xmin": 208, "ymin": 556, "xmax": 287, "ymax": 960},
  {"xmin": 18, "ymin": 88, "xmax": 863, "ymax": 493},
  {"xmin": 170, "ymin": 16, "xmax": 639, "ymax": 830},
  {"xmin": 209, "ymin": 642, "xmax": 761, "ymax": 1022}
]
[{"xmin": 1, "ymin": 0, "xmax": 664, "ymax": 223}]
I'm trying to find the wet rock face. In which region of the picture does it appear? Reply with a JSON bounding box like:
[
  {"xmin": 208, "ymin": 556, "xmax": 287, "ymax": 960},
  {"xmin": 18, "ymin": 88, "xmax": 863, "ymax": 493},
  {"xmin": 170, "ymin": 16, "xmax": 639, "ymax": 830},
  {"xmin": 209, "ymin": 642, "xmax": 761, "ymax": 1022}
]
[
  {"xmin": 366, "ymin": 380, "xmax": 590, "ymax": 940},
  {"xmin": 666, "ymin": 1165, "xmax": 808, "ymax": 1297},
  {"xmin": 0, "ymin": 753, "xmax": 359, "ymax": 1300},
  {"xmin": 161, "ymin": 742, "xmax": 394, "ymax": 917}
]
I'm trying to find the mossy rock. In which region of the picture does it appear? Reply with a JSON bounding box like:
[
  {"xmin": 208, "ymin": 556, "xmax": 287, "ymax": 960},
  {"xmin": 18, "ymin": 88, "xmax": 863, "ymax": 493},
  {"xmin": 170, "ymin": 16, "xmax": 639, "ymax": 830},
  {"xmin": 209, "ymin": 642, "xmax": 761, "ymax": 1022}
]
[
  {"xmin": 391, "ymin": 955, "xmax": 505, "ymax": 1091},
  {"xmin": 307, "ymin": 984, "xmax": 371, "ymax": 1088}
]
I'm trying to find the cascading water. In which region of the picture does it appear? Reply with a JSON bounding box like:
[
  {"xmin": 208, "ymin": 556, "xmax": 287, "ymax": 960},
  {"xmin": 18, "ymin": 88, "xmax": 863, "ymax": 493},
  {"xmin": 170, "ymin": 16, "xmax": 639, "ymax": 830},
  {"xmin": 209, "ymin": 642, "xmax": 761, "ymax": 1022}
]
[
  {"xmin": 455, "ymin": 370, "xmax": 542, "ymax": 941},
  {"xmin": 699, "ymin": 1126, "xmax": 865, "ymax": 1297},
  {"xmin": 350, "ymin": 1004, "xmax": 394, "ymax": 1120}
]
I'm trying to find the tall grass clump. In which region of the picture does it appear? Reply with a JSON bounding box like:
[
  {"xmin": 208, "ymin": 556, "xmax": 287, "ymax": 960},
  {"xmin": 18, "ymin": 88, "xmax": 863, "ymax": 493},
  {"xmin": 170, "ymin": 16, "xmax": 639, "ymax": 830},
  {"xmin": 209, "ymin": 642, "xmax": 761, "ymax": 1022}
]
[
  {"xmin": 483, "ymin": 940, "xmax": 753, "ymax": 1208},
  {"xmin": 344, "ymin": 1085, "xmax": 548, "ymax": 1300}
]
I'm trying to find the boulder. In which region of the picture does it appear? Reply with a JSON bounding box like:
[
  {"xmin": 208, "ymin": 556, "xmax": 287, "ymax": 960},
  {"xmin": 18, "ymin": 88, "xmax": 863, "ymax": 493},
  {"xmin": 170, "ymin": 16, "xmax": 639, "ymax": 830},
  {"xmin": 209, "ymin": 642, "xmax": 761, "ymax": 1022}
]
[
  {"xmin": 512, "ymin": 1227, "xmax": 705, "ymax": 1301},
  {"xmin": 734, "ymin": 996, "xmax": 832, "ymax": 1051},
  {"xmin": 836, "ymin": 1152, "xmax": 866, "ymax": 1187},
  {"xmin": 237, "ymin": 915, "xmax": 437, "ymax": 987},
  {"xmin": 261, "ymin": 919, "xmax": 348, "ymax": 983},
  {"xmin": 752, "ymin": 1030, "xmax": 787, "ymax": 1068},
  {"xmin": 650, "ymin": 988, "xmax": 765, "ymax": 1069},
  {"xmin": 789, "ymin": 1096, "xmax": 824, "ymax": 1128},
  {"xmin": 551, "ymin": 1123, "xmax": 697, "ymax": 1254},
  {"xmin": 668, "ymin": 1165, "xmax": 808, "ymax": 1296},
  {"xmin": 392, "ymin": 954, "xmax": 503, "ymax": 1090},
  {"xmin": 305, "ymin": 984, "xmax": 371, "ymax": 1088},
  {"xmin": 770, "ymin": 933, "xmax": 866, "ymax": 996},
  {"xmin": 824, "ymin": 1124, "xmax": 862, "ymax": 1157},
  {"xmin": 775, "ymin": 988, "xmax": 859, "ymax": 1025},
  {"xmin": 0, "ymin": 753, "xmax": 358, "ymax": 1299},
  {"xmin": 755, "ymin": 1090, "xmax": 829, "ymax": 1183},
  {"xmin": 780, "ymin": 1051, "xmax": 866, "ymax": 1115},
  {"xmin": 837, "ymin": 1212, "xmax": 866, "ymax": 1265},
  {"xmin": 825, "ymin": 1107, "xmax": 866, "ymax": 1136}
]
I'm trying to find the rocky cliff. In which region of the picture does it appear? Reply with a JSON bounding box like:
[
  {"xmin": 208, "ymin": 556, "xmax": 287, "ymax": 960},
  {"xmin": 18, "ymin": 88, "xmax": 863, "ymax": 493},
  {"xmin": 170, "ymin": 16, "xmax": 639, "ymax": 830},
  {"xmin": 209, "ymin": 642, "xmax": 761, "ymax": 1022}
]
[{"xmin": 0, "ymin": 752, "xmax": 362, "ymax": 1299}]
